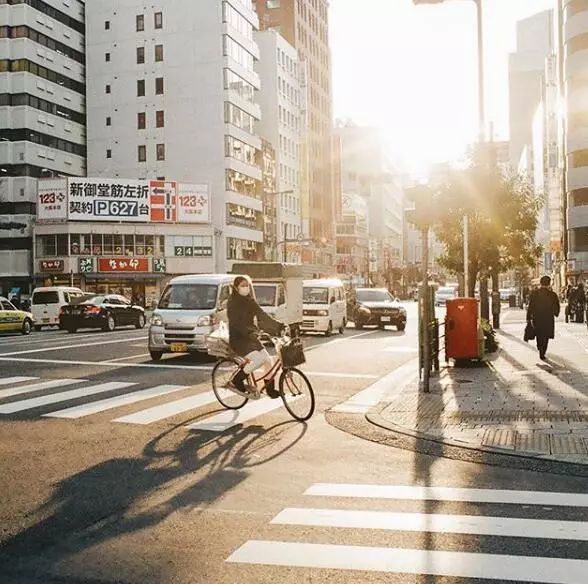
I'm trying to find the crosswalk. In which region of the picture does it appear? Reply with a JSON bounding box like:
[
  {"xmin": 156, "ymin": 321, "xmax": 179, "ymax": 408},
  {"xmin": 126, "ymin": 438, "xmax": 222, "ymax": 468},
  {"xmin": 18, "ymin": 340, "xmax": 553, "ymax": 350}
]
[
  {"xmin": 0, "ymin": 375, "xmax": 289, "ymax": 432},
  {"xmin": 226, "ymin": 481, "xmax": 588, "ymax": 583}
]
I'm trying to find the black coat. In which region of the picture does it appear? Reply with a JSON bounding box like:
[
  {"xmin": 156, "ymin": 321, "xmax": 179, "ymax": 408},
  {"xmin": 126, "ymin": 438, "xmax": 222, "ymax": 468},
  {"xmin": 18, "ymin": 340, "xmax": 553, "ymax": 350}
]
[
  {"xmin": 527, "ymin": 287, "xmax": 560, "ymax": 339},
  {"xmin": 227, "ymin": 292, "xmax": 282, "ymax": 356}
]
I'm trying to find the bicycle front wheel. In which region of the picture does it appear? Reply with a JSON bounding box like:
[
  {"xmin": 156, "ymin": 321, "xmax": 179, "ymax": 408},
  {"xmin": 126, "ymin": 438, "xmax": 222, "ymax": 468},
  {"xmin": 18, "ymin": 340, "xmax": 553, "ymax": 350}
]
[
  {"xmin": 212, "ymin": 359, "xmax": 248, "ymax": 410},
  {"xmin": 279, "ymin": 367, "xmax": 315, "ymax": 421}
]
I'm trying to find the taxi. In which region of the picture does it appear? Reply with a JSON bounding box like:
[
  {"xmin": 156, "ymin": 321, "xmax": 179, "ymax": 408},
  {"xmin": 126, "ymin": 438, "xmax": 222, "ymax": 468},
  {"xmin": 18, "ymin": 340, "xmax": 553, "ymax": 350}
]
[{"xmin": 0, "ymin": 296, "xmax": 34, "ymax": 335}]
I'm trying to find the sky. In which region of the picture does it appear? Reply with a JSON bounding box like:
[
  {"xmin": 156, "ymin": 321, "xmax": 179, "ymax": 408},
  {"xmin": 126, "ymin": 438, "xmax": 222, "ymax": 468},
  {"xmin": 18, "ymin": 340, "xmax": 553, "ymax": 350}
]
[{"xmin": 329, "ymin": 0, "xmax": 556, "ymax": 174}]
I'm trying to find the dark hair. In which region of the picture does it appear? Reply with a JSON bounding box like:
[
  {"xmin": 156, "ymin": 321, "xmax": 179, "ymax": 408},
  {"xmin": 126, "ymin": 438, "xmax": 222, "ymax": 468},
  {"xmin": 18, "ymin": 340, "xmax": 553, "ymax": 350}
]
[
  {"xmin": 232, "ymin": 276, "xmax": 249, "ymax": 291},
  {"xmin": 540, "ymin": 275, "xmax": 551, "ymax": 287}
]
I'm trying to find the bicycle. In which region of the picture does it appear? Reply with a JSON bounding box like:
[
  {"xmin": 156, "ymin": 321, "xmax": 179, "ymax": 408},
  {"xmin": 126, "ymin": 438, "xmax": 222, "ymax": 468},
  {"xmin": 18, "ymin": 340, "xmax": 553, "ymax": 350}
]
[{"xmin": 211, "ymin": 331, "xmax": 315, "ymax": 421}]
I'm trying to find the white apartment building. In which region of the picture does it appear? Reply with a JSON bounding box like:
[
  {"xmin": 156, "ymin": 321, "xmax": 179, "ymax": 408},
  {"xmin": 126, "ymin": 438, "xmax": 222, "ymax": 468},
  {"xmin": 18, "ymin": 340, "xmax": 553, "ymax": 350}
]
[
  {"xmin": 0, "ymin": 0, "xmax": 86, "ymax": 299},
  {"xmin": 255, "ymin": 30, "xmax": 302, "ymax": 260},
  {"xmin": 85, "ymin": 0, "xmax": 264, "ymax": 273}
]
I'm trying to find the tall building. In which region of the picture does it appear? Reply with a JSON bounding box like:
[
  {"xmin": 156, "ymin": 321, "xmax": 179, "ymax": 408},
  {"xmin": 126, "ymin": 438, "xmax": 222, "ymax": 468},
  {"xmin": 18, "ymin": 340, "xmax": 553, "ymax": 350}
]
[
  {"xmin": 562, "ymin": 0, "xmax": 588, "ymax": 279},
  {"xmin": 85, "ymin": 0, "xmax": 264, "ymax": 273},
  {"xmin": 0, "ymin": 0, "xmax": 86, "ymax": 298},
  {"xmin": 509, "ymin": 10, "xmax": 554, "ymax": 170},
  {"xmin": 255, "ymin": 30, "xmax": 302, "ymax": 260},
  {"xmin": 254, "ymin": 0, "xmax": 334, "ymax": 253},
  {"xmin": 335, "ymin": 125, "xmax": 404, "ymax": 287}
]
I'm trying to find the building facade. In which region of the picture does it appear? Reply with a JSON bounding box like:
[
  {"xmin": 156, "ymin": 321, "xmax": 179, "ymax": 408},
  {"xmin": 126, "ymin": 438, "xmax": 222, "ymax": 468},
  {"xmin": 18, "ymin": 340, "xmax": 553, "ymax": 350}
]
[
  {"xmin": 86, "ymin": 0, "xmax": 264, "ymax": 273},
  {"xmin": 255, "ymin": 29, "xmax": 302, "ymax": 260},
  {"xmin": 0, "ymin": 0, "xmax": 86, "ymax": 300},
  {"xmin": 254, "ymin": 0, "xmax": 335, "ymax": 253},
  {"xmin": 335, "ymin": 192, "xmax": 368, "ymax": 284},
  {"xmin": 335, "ymin": 124, "xmax": 404, "ymax": 287},
  {"xmin": 563, "ymin": 0, "xmax": 588, "ymax": 278}
]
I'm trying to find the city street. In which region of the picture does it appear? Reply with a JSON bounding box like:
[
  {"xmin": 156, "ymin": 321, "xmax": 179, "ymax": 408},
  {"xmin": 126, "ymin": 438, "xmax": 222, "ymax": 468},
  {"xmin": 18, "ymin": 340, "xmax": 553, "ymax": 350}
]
[{"xmin": 1, "ymin": 304, "xmax": 588, "ymax": 584}]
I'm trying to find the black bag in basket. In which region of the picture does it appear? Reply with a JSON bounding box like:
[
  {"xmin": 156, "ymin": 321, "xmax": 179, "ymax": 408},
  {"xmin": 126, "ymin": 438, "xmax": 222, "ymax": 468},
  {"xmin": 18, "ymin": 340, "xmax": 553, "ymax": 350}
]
[{"xmin": 280, "ymin": 337, "xmax": 306, "ymax": 368}]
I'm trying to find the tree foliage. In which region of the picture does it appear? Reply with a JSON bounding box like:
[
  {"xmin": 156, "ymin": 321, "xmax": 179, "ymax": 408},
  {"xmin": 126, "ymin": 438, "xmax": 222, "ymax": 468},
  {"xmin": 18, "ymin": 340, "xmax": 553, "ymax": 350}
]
[{"xmin": 432, "ymin": 164, "xmax": 543, "ymax": 294}]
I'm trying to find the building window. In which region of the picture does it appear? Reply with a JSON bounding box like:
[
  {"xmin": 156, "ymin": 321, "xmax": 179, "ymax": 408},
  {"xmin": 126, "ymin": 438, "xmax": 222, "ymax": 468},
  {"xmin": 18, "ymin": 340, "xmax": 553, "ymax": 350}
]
[
  {"xmin": 570, "ymin": 149, "xmax": 588, "ymax": 168},
  {"xmin": 137, "ymin": 112, "xmax": 146, "ymax": 129},
  {"xmin": 138, "ymin": 145, "xmax": 146, "ymax": 162},
  {"xmin": 156, "ymin": 110, "xmax": 164, "ymax": 128},
  {"xmin": 137, "ymin": 46, "xmax": 145, "ymax": 64},
  {"xmin": 137, "ymin": 79, "xmax": 145, "ymax": 97},
  {"xmin": 154, "ymin": 12, "xmax": 163, "ymax": 29},
  {"xmin": 105, "ymin": 21, "xmax": 110, "ymax": 30},
  {"xmin": 106, "ymin": 116, "xmax": 111, "ymax": 126},
  {"xmin": 105, "ymin": 84, "xmax": 111, "ymax": 94},
  {"xmin": 156, "ymin": 143, "xmax": 165, "ymax": 161},
  {"xmin": 267, "ymin": 0, "xmax": 281, "ymax": 7},
  {"xmin": 155, "ymin": 77, "xmax": 164, "ymax": 94},
  {"xmin": 136, "ymin": 14, "xmax": 144, "ymax": 32},
  {"xmin": 105, "ymin": 52, "xmax": 110, "ymax": 62},
  {"xmin": 154, "ymin": 44, "xmax": 163, "ymax": 62},
  {"xmin": 106, "ymin": 149, "xmax": 112, "ymax": 159}
]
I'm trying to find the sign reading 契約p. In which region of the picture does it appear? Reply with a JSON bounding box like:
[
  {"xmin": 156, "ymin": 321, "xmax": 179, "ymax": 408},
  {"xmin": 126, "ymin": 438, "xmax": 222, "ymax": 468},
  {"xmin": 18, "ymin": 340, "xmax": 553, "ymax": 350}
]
[{"xmin": 68, "ymin": 178, "xmax": 150, "ymax": 222}]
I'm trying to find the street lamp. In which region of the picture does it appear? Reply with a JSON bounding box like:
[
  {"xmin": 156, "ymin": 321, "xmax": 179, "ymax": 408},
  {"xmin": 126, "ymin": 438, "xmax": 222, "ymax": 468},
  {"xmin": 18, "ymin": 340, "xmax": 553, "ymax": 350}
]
[{"xmin": 414, "ymin": 0, "xmax": 485, "ymax": 298}]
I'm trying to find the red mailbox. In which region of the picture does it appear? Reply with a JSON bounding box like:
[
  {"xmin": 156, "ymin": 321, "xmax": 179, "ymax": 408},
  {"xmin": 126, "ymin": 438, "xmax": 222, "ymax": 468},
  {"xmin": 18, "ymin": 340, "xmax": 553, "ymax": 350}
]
[{"xmin": 445, "ymin": 298, "xmax": 480, "ymax": 360}]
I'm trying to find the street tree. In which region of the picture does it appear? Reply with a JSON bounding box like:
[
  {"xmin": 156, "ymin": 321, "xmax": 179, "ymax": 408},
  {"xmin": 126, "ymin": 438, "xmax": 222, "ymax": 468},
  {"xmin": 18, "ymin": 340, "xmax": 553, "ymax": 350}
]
[{"xmin": 432, "ymin": 163, "xmax": 543, "ymax": 314}]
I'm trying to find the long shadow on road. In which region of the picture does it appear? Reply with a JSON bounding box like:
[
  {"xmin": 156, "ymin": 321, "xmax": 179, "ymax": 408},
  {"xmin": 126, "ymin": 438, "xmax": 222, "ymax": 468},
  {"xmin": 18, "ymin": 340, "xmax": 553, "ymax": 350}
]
[{"xmin": 1, "ymin": 417, "xmax": 307, "ymax": 583}]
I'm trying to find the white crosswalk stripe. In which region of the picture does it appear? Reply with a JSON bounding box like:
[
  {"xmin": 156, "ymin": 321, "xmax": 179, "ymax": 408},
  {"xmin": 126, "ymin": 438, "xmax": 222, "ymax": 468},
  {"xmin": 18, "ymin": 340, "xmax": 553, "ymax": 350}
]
[
  {"xmin": 44, "ymin": 384, "xmax": 189, "ymax": 419},
  {"xmin": 0, "ymin": 381, "xmax": 135, "ymax": 414},
  {"xmin": 0, "ymin": 378, "xmax": 82, "ymax": 399},
  {"xmin": 227, "ymin": 482, "xmax": 588, "ymax": 582},
  {"xmin": 0, "ymin": 376, "xmax": 38, "ymax": 387}
]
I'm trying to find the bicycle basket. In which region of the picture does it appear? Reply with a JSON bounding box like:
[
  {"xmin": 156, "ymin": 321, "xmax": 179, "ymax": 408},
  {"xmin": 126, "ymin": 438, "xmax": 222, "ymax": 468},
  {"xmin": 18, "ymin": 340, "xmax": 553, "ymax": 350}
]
[{"xmin": 280, "ymin": 337, "xmax": 306, "ymax": 368}]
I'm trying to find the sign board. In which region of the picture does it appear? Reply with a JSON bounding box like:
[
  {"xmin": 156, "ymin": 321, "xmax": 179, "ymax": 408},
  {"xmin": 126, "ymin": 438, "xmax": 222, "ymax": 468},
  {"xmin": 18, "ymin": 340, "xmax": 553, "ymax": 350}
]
[
  {"xmin": 39, "ymin": 259, "xmax": 64, "ymax": 272},
  {"xmin": 68, "ymin": 178, "xmax": 150, "ymax": 222},
  {"xmin": 153, "ymin": 258, "xmax": 166, "ymax": 273},
  {"xmin": 342, "ymin": 193, "xmax": 367, "ymax": 218},
  {"xmin": 79, "ymin": 257, "xmax": 95, "ymax": 273},
  {"xmin": 37, "ymin": 179, "xmax": 68, "ymax": 221},
  {"xmin": 150, "ymin": 180, "xmax": 177, "ymax": 222},
  {"xmin": 98, "ymin": 258, "xmax": 149, "ymax": 273},
  {"xmin": 177, "ymin": 183, "xmax": 210, "ymax": 223}
]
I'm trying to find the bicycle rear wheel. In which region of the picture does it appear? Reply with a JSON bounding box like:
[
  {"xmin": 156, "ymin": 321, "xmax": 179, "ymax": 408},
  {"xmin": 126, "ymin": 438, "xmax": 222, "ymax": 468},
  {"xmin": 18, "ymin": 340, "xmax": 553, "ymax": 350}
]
[
  {"xmin": 278, "ymin": 367, "xmax": 315, "ymax": 421},
  {"xmin": 212, "ymin": 359, "xmax": 248, "ymax": 410}
]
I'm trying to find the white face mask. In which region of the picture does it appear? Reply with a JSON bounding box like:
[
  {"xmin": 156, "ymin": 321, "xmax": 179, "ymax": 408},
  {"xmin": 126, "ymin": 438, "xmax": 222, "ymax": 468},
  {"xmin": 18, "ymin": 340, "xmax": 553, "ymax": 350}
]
[{"xmin": 238, "ymin": 286, "xmax": 250, "ymax": 297}]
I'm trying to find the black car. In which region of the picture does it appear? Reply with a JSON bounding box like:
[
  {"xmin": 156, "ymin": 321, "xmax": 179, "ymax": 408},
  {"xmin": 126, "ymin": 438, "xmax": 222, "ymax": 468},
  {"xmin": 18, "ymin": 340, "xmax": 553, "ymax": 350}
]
[
  {"xmin": 352, "ymin": 288, "xmax": 407, "ymax": 331},
  {"xmin": 59, "ymin": 294, "xmax": 146, "ymax": 333}
]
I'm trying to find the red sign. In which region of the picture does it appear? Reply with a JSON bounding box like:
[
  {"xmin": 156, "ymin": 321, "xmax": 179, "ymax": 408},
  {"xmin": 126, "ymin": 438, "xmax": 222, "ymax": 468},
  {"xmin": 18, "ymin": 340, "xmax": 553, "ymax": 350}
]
[
  {"xmin": 149, "ymin": 180, "xmax": 177, "ymax": 222},
  {"xmin": 39, "ymin": 259, "xmax": 64, "ymax": 272},
  {"xmin": 98, "ymin": 258, "xmax": 149, "ymax": 273}
]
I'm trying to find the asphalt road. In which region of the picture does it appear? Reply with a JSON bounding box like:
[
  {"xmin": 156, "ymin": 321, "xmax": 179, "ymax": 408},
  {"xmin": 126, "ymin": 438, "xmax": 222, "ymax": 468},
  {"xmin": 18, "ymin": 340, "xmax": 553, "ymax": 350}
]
[{"xmin": 1, "ymin": 303, "xmax": 587, "ymax": 584}]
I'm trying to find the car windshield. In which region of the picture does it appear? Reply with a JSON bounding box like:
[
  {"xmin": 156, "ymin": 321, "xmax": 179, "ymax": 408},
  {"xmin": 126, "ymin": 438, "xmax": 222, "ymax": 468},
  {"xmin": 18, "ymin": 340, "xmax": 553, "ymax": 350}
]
[
  {"xmin": 357, "ymin": 290, "xmax": 392, "ymax": 303},
  {"xmin": 158, "ymin": 284, "xmax": 218, "ymax": 310},
  {"xmin": 32, "ymin": 291, "xmax": 59, "ymax": 304},
  {"xmin": 303, "ymin": 287, "xmax": 329, "ymax": 304},
  {"xmin": 254, "ymin": 284, "xmax": 276, "ymax": 306}
]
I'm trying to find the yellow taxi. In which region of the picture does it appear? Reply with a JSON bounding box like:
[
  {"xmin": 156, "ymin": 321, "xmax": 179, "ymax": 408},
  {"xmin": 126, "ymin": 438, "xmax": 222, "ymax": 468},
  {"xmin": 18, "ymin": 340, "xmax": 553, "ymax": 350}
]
[{"xmin": 0, "ymin": 296, "xmax": 34, "ymax": 335}]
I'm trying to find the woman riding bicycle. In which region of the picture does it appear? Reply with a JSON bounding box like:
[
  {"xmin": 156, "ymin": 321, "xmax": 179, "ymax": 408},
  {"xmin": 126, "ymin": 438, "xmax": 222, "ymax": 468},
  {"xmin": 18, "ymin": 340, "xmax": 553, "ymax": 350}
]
[{"xmin": 227, "ymin": 276, "xmax": 283, "ymax": 398}]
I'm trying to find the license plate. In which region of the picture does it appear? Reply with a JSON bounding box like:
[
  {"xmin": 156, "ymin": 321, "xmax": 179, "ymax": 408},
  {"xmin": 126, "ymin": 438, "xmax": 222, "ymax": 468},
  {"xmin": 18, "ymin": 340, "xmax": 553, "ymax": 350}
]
[
  {"xmin": 42, "ymin": 318, "xmax": 50, "ymax": 322},
  {"xmin": 381, "ymin": 316, "xmax": 391, "ymax": 322},
  {"xmin": 170, "ymin": 343, "xmax": 188, "ymax": 352}
]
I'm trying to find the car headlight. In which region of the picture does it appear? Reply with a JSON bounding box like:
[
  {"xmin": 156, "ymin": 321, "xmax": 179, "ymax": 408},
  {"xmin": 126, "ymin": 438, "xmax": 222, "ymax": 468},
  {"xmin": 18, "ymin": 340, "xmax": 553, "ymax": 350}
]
[
  {"xmin": 399, "ymin": 308, "xmax": 406, "ymax": 315},
  {"xmin": 317, "ymin": 310, "xmax": 329, "ymax": 316},
  {"xmin": 150, "ymin": 314, "xmax": 163, "ymax": 326},
  {"xmin": 358, "ymin": 306, "xmax": 371, "ymax": 315},
  {"xmin": 303, "ymin": 310, "xmax": 310, "ymax": 316},
  {"xmin": 196, "ymin": 315, "xmax": 211, "ymax": 327}
]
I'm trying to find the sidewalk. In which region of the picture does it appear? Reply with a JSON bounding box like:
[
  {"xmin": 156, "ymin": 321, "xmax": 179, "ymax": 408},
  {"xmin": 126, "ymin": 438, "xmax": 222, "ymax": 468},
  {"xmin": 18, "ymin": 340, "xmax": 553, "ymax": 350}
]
[{"xmin": 367, "ymin": 308, "xmax": 588, "ymax": 466}]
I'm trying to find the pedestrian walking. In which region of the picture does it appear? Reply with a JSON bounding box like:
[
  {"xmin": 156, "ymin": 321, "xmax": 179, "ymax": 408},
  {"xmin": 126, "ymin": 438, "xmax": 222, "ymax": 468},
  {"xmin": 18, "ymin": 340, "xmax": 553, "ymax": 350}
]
[{"xmin": 526, "ymin": 275, "xmax": 560, "ymax": 361}]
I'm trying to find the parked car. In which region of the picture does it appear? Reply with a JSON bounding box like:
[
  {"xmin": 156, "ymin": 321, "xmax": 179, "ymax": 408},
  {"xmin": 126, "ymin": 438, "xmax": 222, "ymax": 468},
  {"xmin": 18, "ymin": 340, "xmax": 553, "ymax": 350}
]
[
  {"xmin": 435, "ymin": 286, "xmax": 458, "ymax": 306},
  {"xmin": 31, "ymin": 286, "xmax": 85, "ymax": 330},
  {"xmin": 352, "ymin": 288, "xmax": 407, "ymax": 331},
  {"xmin": 0, "ymin": 296, "xmax": 34, "ymax": 335},
  {"xmin": 59, "ymin": 294, "xmax": 146, "ymax": 333}
]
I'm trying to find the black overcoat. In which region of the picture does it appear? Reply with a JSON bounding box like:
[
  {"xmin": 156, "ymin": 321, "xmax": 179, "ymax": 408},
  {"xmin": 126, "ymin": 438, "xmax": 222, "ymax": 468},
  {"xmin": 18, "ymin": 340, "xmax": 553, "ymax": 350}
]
[
  {"xmin": 227, "ymin": 292, "xmax": 282, "ymax": 356},
  {"xmin": 526, "ymin": 288, "xmax": 560, "ymax": 339}
]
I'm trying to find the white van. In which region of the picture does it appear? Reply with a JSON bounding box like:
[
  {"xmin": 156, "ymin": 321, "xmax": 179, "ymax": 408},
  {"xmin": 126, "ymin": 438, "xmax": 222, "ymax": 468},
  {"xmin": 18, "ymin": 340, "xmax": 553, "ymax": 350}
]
[
  {"xmin": 31, "ymin": 286, "xmax": 84, "ymax": 330},
  {"xmin": 148, "ymin": 274, "xmax": 241, "ymax": 360},
  {"xmin": 301, "ymin": 278, "xmax": 347, "ymax": 336}
]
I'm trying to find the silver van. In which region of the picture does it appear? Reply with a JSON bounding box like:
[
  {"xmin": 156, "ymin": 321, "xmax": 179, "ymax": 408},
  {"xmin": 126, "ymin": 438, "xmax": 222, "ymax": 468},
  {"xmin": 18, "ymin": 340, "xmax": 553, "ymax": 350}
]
[{"xmin": 148, "ymin": 274, "xmax": 241, "ymax": 360}]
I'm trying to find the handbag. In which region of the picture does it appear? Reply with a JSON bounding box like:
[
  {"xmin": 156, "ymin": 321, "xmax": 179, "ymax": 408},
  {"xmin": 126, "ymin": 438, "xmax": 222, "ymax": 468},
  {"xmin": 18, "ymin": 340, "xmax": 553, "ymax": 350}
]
[
  {"xmin": 524, "ymin": 321, "xmax": 535, "ymax": 342},
  {"xmin": 280, "ymin": 337, "xmax": 306, "ymax": 368}
]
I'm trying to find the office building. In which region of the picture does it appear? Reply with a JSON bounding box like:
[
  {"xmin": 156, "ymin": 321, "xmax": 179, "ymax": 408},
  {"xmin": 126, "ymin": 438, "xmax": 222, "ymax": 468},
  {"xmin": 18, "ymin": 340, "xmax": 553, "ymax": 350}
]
[{"xmin": 0, "ymin": 0, "xmax": 86, "ymax": 299}]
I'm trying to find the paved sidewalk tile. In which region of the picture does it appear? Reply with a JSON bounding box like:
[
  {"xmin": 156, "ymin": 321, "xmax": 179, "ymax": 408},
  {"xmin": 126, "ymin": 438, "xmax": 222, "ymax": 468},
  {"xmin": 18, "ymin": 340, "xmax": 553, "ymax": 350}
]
[{"xmin": 376, "ymin": 309, "xmax": 588, "ymax": 465}]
